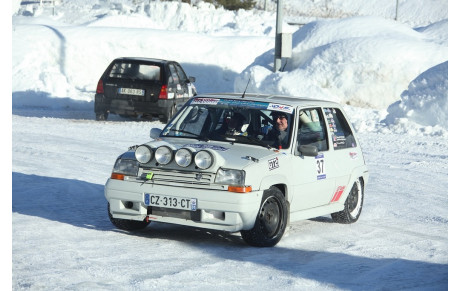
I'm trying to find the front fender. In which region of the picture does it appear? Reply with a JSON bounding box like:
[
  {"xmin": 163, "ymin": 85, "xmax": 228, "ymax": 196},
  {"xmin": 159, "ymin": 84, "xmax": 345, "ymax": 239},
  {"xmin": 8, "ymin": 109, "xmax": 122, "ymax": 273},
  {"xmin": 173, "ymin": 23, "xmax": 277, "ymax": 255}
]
[{"xmin": 258, "ymin": 174, "xmax": 290, "ymax": 202}]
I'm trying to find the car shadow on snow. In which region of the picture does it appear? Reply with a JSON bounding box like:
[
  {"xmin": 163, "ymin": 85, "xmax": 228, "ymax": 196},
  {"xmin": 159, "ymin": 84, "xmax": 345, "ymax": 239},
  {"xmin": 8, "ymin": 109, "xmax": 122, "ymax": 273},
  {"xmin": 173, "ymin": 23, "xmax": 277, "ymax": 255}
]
[
  {"xmin": 12, "ymin": 172, "xmax": 113, "ymax": 231},
  {"xmin": 209, "ymin": 245, "xmax": 448, "ymax": 290},
  {"xmin": 12, "ymin": 91, "xmax": 97, "ymax": 120},
  {"xmin": 12, "ymin": 172, "xmax": 447, "ymax": 289}
]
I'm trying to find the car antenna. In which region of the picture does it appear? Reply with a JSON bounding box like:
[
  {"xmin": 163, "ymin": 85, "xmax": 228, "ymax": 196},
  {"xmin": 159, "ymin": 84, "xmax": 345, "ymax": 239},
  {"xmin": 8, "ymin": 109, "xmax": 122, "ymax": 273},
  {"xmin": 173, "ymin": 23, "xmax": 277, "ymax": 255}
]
[{"xmin": 241, "ymin": 75, "xmax": 251, "ymax": 99}]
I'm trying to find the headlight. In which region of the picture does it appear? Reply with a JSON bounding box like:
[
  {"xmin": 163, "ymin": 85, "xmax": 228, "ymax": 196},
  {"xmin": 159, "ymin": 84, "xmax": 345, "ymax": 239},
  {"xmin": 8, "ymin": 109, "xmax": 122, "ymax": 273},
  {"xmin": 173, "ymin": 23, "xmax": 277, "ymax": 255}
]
[
  {"xmin": 155, "ymin": 146, "xmax": 173, "ymax": 165},
  {"xmin": 195, "ymin": 150, "xmax": 213, "ymax": 169},
  {"xmin": 135, "ymin": 145, "xmax": 153, "ymax": 163},
  {"xmin": 112, "ymin": 158, "xmax": 139, "ymax": 177},
  {"xmin": 175, "ymin": 148, "xmax": 193, "ymax": 167},
  {"xmin": 215, "ymin": 168, "xmax": 245, "ymax": 185}
]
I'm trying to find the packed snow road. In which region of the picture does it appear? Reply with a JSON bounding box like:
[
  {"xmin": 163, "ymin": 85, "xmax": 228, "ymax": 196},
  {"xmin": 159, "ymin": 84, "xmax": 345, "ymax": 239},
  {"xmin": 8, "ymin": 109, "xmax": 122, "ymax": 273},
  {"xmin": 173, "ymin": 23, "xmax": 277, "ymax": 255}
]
[{"xmin": 12, "ymin": 110, "xmax": 448, "ymax": 290}]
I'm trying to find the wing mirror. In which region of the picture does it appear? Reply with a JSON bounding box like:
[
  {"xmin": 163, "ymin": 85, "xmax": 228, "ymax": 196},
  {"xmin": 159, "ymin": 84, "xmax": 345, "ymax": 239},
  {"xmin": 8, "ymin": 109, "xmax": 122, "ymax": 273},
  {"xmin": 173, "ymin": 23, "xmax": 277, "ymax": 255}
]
[
  {"xmin": 188, "ymin": 76, "xmax": 196, "ymax": 83},
  {"xmin": 150, "ymin": 128, "xmax": 162, "ymax": 139},
  {"xmin": 298, "ymin": 144, "xmax": 318, "ymax": 157}
]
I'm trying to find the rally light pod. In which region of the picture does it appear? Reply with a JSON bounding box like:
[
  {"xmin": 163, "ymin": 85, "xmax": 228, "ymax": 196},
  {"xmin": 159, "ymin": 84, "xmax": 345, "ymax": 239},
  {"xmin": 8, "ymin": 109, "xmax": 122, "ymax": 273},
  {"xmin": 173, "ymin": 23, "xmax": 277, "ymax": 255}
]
[
  {"xmin": 195, "ymin": 150, "xmax": 213, "ymax": 169},
  {"xmin": 155, "ymin": 146, "xmax": 173, "ymax": 165},
  {"xmin": 135, "ymin": 145, "xmax": 153, "ymax": 164},
  {"xmin": 175, "ymin": 148, "xmax": 193, "ymax": 167}
]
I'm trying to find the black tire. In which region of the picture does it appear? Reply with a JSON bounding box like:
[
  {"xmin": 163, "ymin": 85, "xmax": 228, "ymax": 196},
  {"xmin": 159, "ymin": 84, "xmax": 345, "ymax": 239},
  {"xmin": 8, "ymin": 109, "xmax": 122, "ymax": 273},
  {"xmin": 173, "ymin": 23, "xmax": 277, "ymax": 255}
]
[
  {"xmin": 241, "ymin": 187, "xmax": 288, "ymax": 247},
  {"xmin": 107, "ymin": 203, "xmax": 150, "ymax": 231},
  {"xmin": 161, "ymin": 104, "xmax": 176, "ymax": 123},
  {"xmin": 96, "ymin": 112, "xmax": 108, "ymax": 121},
  {"xmin": 331, "ymin": 178, "xmax": 364, "ymax": 224}
]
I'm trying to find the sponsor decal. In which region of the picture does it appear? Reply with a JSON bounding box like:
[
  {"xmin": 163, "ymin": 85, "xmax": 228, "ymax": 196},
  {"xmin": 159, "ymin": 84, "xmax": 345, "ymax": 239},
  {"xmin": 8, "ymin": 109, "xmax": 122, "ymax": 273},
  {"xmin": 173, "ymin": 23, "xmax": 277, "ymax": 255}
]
[
  {"xmin": 182, "ymin": 144, "xmax": 229, "ymax": 151},
  {"xmin": 268, "ymin": 157, "xmax": 279, "ymax": 170},
  {"xmin": 349, "ymin": 152, "xmax": 358, "ymax": 159},
  {"xmin": 141, "ymin": 172, "xmax": 154, "ymax": 180},
  {"xmin": 191, "ymin": 98, "xmax": 220, "ymax": 105},
  {"xmin": 334, "ymin": 135, "xmax": 346, "ymax": 148},
  {"xmin": 267, "ymin": 103, "xmax": 294, "ymax": 113},
  {"xmin": 331, "ymin": 186, "xmax": 346, "ymax": 202}
]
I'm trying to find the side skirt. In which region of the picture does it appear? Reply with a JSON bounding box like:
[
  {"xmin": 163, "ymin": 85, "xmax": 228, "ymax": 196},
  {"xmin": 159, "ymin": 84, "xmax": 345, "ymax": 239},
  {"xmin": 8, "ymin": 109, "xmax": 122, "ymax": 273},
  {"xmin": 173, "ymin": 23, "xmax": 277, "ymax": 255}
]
[{"xmin": 289, "ymin": 203, "xmax": 344, "ymax": 222}]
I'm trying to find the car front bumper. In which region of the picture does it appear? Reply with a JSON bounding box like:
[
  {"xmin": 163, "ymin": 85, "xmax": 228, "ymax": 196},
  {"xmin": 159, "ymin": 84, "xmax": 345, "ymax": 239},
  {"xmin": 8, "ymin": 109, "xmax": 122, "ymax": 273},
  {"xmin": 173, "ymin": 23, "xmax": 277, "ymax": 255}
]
[{"xmin": 104, "ymin": 178, "xmax": 263, "ymax": 232}]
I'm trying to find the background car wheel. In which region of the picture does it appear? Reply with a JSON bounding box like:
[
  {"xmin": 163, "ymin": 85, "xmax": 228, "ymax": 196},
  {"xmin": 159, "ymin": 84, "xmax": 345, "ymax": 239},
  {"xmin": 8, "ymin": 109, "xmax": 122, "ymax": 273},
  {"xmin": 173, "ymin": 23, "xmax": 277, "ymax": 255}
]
[
  {"xmin": 331, "ymin": 178, "xmax": 364, "ymax": 224},
  {"xmin": 160, "ymin": 104, "xmax": 176, "ymax": 123},
  {"xmin": 107, "ymin": 203, "xmax": 150, "ymax": 230},
  {"xmin": 96, "ymin": 112, "xmax": 108, "ymax": 121},
  {"xmin": 241, "ymin": 187, "xmax": 288, "ymax": 247}
]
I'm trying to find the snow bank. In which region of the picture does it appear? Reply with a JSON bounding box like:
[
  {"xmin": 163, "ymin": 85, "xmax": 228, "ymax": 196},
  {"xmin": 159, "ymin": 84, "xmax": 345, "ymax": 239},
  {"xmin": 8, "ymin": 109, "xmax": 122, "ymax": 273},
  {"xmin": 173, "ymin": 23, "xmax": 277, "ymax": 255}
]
[
  {"xmin": 235, "ymin": 16, "xmax": 447, "ymax": 110},
  {"xmin": 254, "ymin": 0, "xmax": 447, "ymax": 28},
  {"xmin": 383, "ymin": 61, "xmax": 448, "ymax": 136},
  {"xmin": 12, "ymin": 23, "xmax": 273, "ymax": 102},
  {"xmin": 12, "ymin": 0, "xmax": 449, "ymax": 136}
]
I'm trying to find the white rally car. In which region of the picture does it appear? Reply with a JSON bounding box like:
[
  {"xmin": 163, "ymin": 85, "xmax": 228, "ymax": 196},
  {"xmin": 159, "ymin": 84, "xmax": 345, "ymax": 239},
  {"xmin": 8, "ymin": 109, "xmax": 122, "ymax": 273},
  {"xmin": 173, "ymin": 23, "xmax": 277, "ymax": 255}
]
[{"xmin": 105, "ymin": 93, "xmax": 369, "ymax": 247}]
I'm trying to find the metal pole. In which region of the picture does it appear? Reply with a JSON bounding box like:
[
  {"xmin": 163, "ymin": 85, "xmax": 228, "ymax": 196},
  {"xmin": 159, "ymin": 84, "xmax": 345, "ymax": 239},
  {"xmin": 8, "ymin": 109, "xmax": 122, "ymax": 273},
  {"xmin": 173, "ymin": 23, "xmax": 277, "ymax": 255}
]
[
  {"xmin": 274, "ymin": 0, "xmax": 283, "ymax": 72},
  {"xmin": 395, "ymin": 0, "xmax": 399, "ymax": 21}
]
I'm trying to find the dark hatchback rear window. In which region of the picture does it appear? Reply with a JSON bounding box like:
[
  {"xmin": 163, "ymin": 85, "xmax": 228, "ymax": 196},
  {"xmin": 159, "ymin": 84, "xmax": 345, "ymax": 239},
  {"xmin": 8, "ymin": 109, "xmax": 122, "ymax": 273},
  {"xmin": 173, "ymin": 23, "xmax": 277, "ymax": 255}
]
[{"xmin": 109, "ymin": 62, "xmax": 162, "ymax": 81}]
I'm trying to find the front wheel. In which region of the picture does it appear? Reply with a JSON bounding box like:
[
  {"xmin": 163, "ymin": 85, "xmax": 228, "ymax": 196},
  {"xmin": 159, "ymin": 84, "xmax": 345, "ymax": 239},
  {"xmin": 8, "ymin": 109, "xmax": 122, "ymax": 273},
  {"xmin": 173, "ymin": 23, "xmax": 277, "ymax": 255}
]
[
  {"xmin": 107, "ymin": 203, "xmax": 150, "ymax": 230},
  {"xmin": 331, "ymin": 178, "xmax": 364, "ymax": 224},
  {"xmin": 241, "ymin": 187, "xmax": 288, "ymax": 247}
]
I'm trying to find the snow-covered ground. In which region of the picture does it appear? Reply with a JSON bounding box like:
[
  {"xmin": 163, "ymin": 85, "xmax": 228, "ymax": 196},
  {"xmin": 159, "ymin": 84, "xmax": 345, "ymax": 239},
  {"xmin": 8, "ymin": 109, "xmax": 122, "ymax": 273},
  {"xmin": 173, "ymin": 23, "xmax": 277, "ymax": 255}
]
[{"xmin": 9, "ymin": 0, "xmax": 453, "ymax": 289}]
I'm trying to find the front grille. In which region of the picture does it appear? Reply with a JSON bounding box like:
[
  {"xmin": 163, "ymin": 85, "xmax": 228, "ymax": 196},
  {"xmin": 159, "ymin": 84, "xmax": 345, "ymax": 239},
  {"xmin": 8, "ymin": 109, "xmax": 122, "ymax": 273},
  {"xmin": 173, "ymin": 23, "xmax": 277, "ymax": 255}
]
[
  {"xmin": 148, "ymin": 206, "xmax": 201, "ymax": 221},
  {"xmin": 139, "ymin": 168, "xmax": 219, "ymax": 187},
  {"xmin": 152, "ymin": 170, "xmax": 212, "ymax": 184}
]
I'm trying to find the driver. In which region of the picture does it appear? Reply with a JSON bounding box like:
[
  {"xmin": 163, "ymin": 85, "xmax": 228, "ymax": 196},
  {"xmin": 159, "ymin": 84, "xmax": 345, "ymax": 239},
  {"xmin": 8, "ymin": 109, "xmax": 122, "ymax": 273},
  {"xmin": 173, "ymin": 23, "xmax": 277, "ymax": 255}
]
[{"xmin": 265, "ymin": 111, "xmax": 290, "ymax": 149}]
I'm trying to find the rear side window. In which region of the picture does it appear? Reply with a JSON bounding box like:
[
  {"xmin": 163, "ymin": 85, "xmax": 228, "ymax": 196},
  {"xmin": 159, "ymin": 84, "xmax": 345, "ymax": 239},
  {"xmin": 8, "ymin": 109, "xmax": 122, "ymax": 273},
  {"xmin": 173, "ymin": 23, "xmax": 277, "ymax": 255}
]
[
  {"xmin": 109, "ymin": 62, "xmax": 161, "ymax": 81},
  {"xmin": 168, "ymin": 64, "xmax": 180, "ymax": 84},
  {"xmin": 323, "ymin": 108, "xmax": 356, "ymax": 149},
  {"xmin": 175, "ymin": 64, "xmax": 188, "ymax": 82}
]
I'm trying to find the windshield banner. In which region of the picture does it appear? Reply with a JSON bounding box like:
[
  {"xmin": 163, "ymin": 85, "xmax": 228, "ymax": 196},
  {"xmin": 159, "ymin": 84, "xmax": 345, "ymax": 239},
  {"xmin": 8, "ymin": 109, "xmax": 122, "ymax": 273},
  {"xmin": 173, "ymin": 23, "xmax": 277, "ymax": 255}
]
[{"xmin": 191, "ymin": 98, "xmax": 294, "ymax": 113}]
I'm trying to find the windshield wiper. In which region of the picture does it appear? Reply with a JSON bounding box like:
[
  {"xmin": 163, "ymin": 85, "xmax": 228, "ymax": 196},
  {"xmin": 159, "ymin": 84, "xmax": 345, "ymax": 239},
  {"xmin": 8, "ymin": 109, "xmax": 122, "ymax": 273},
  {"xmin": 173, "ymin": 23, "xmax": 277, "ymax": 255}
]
[
  {"xmin": 166, "ymin": 129, "xmax": 210, "ymax": 142},
  {"xmin": 244, "ymin": 135, "xmax": 274, "ymax": 150}
]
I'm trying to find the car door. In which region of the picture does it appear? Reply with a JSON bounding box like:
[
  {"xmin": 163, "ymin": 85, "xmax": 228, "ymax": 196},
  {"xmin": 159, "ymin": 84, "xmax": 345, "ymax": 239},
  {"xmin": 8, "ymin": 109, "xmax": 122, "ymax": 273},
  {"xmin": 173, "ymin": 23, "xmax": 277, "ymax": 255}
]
[
  {"xmin": 322, "ymin": 107, "xmax": 362, "ymax": 203},
  {"xmin": 289, "ymin": 107, "xmax": 336, "ymax": 212}
]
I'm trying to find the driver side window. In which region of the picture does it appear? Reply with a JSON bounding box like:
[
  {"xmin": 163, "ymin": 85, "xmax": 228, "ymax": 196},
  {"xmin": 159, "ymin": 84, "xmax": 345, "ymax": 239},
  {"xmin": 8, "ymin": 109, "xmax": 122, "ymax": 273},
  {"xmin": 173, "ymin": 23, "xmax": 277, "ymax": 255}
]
[{"xmin": 297, "ymin": 108, "xmax": 328, "ymax": 151}]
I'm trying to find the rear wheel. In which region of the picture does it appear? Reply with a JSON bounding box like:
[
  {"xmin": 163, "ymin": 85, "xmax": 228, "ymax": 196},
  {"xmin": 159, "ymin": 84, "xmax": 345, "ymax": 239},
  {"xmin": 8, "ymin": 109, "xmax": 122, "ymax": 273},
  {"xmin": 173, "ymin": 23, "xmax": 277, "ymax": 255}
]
[
  {"xmin": 241, "ymin": 187, "xmax": 288, "ymax": 247},
  {"xmin": 96, "ymin": 112, "xmax": 108, "ymax": 121},
  {"xmin": 331, "ymin": 178, "xmax": 364, "ymax": 224},
  {"xmin": 107, "ymin": 203, "xmax": 150, "ymax": 230},
  {"xmin": 160, "ymin": 104, "xmax": 176, "ymax": 123}
]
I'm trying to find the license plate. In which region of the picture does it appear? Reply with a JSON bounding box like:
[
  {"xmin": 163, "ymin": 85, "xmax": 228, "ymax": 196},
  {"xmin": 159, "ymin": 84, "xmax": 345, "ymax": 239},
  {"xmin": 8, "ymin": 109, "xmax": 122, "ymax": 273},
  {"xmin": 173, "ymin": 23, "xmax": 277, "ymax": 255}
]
[
  {"xmin": 118, "ymin": 88, "xmax": 145, "ymax": 96},
  {"xmin": 144, "ymin": 194, "xmax": 197, "ymax": 211}
]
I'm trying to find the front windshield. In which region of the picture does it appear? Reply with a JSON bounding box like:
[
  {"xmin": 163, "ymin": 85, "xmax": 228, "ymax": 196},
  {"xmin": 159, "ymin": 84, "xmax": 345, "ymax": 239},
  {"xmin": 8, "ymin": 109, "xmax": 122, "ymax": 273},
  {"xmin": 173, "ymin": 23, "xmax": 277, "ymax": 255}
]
[{"xmin": 162, "ymin": 97, "xmax": 294, "ymax": 149}]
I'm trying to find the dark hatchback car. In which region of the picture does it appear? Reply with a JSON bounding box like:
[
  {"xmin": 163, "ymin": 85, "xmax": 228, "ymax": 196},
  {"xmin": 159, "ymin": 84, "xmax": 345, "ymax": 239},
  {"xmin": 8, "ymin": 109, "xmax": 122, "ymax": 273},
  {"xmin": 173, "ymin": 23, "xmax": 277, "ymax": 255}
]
[{"xmin": 94, "ymin": 57, "xmax": 197, "ymax": 122}]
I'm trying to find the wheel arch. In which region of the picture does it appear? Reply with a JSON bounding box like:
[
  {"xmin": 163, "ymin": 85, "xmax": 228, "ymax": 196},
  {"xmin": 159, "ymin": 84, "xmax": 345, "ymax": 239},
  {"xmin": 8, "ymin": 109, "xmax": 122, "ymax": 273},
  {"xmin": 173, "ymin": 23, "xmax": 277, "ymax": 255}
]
[
  {"xmin": 259, "ymin": 175, "xmax": 290, "ymax": 201},
  {"xmin": 333, "ymin": 165, "xmax": 367, "ymax": 209}
]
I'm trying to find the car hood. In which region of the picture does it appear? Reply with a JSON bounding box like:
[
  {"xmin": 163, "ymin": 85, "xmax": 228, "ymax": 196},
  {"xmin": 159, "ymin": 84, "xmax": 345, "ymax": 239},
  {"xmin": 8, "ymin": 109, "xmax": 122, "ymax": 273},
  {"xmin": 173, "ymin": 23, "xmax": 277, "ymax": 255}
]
[{"xmin": 141, "ymin": 137, "xmax": 286, "ymax": 171}]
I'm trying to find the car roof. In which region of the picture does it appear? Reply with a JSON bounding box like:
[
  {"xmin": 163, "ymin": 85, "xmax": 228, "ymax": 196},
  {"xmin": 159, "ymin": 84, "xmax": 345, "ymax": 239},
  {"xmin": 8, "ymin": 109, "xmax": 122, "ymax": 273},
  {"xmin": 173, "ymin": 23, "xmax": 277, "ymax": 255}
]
[
  {"xmin": 195, "ymin": 93, "xmax": 342, "ymax": 108},
  {"xmin": 113, "ymin": 57, "xmax": 172, "ymax": 64}
]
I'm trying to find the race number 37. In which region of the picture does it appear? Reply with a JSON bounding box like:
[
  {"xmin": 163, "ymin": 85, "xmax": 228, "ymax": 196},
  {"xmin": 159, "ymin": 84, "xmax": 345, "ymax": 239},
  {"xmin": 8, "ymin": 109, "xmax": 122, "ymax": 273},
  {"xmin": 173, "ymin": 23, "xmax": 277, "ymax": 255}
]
[{"xmin": 315, "ymin": 153, "xmax": 326, "ymax": 180}]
